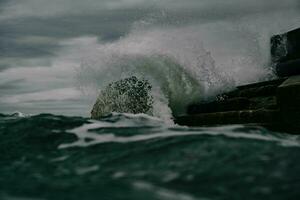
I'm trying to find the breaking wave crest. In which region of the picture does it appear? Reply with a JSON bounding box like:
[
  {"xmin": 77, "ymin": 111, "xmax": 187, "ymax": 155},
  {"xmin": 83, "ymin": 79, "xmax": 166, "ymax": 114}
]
[
  {"xmin": 76, "ymin": 27, "xmax": 238, "ymax": 119},
  {"xmin": 56, "ymin": 113, "xmax": 300, "ymax": 149},
  {"xmin": 75, "ymin": 12, "xmax": 300, "ymax": 118}
]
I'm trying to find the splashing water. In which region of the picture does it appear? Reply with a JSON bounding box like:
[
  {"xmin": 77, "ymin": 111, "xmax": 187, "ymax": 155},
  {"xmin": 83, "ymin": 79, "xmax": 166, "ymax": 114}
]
[
  {"xmin": 74, "ymin": 9, "xmax": 300, "ymax": 119},
  {"xmin": 75, "ymin": 32, "xmax": 251, "ymax": 118},
  {"xmin": 76, "ymin": 27, "xmax": 235, "ymax": 118},
  {"xmin": 90, "ymin": 76, "xmax": 154, "ymax": 118}
]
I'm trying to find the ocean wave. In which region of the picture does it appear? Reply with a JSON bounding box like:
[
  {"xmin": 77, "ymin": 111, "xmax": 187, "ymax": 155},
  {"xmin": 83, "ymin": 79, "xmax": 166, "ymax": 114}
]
[
  {"xmin": 58, "ymin": 113, "xmax": 300, "ymax": 149},
  {"xmin": 0, "ymin": 111, "xmax": 33, "ymax": 118}
]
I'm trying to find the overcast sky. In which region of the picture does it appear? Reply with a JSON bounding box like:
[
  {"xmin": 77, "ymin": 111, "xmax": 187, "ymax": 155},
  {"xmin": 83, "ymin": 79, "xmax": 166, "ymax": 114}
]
[
  {"xmin": 0, "ymin": 0, "xmax": 299, "ymax": 116},
  {"xmin": 1, "ymin": 0, "xmax": 299, "ymax": 63}
]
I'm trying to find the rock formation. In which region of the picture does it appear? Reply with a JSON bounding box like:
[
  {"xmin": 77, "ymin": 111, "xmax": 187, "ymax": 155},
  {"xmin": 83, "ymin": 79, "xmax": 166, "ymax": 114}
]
[{"xmin": 271, "ymin": 27, "xmax": 300, "ymax": 77}]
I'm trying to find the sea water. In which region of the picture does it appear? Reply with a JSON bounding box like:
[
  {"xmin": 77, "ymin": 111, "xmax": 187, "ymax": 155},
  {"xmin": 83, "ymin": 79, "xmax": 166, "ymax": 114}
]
[{"xmin": 0, "ymin": 112, "xmax": 300, "ymax": 200}]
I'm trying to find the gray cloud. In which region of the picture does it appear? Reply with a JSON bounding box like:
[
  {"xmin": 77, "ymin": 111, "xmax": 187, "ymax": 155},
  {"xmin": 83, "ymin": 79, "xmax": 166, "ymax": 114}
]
[
  {"xmin": 0, "ymin": 0, "xmax": 299, "ymax": 72},
  {"xmin": 1, "ymin": 0, "xmax": 298, "ymax": 20},
  {"xmin": 0, "ymin": 0, "xmax": 299, "ymax": 64},
  {"xmin": 0, "ymin": 8, "xmax": 155, "ymax": 70},
  {"xmin": 0, "ymin": 0, "xmax": 153, "ymax": 20}
]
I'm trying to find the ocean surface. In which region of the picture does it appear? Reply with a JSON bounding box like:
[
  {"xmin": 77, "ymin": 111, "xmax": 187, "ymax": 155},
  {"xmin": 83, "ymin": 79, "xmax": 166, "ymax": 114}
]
[{"xmin": 1, "ymin": 112, "xmax": 300, "ymax": 200}]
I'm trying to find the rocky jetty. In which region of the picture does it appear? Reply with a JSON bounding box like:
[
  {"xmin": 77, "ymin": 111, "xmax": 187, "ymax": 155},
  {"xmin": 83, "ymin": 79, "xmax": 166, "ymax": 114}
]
[
  {"xmin": 176, "ymin": 28, "xmax": 300, "ymax": 133},
  {"xmin": 175, "ymin": 76, "xmax": 300, "ymax": 132}
]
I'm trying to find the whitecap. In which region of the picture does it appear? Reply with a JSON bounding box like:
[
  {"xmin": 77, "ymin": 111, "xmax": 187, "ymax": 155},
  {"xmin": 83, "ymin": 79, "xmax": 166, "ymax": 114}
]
[{"xmin": 58, "ymin": 115, "xmax": 300, "ymax": 149}]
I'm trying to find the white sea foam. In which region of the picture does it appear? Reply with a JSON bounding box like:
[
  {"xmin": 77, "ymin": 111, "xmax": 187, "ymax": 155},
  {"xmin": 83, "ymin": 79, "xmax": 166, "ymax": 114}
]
[
  {"xmin": 58, "ymin": 114, "xmax": 300, "ymax": 149},
  {"xmin": 75, "ymin": 165, "xmax": 99, "ymax": 175},
  {"xmin": 132, "ymin": 180, "xmax": 206, "ymax": 200}
]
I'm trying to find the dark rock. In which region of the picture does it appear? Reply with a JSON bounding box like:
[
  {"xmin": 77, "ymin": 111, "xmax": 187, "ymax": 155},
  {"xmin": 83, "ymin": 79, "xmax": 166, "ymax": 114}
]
[
  {"xmin": 275, "ymin": 59, "xmax": 300, "ymax": 77},
  {"xmin": 238, "ymin": 85, "xmax": 278, "ymax": 98},
  {"xmin": 175, "ymin": 109, "xmax": 279, "ymax": 126},
  {"xmin": 249, "ymin": 96, "xmax": 277, "ymax": 110},
  {"xmin": 271, "ymin": 27, "xmax": 300, "ymax": 77},
  {"xmin": 187, "ymin": 97, "xmax": 250, "ymax": 115},
  {"xmin": 186, "ymin": 79, "xmax": 285, "ymax": 116},
  {"xmin": 271, "ymin": 27, "xmax": 300, "ymax": 63},
  {"xmin": 277, "ymin": 75, "xmax": 300, "ymax": 132},
  {"xmin": 176, "ymin": 75, "xmax": 300, "ymax": 134},
  {"xmin": 237, "ymin": 78, "xmax": 287, "ymax": 90},
  {"xmin": 222, "ymin": 79, "xmax": 286, "ymax": 99}
]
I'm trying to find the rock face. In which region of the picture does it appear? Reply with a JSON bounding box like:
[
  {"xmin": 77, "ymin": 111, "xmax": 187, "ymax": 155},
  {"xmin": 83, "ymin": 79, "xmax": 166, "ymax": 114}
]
[
  {"xmin": 271, "ymin": 27, "xmax": 300, "ymax": 77},
  {"xmin": 91, "ymin": 76, "xmax": 154, "ymax": 119},
  {"xmin": 271, "ymin": 27, "xmax": 300, "ymax": 63},
  {"xmin": 175, "ymin": 76, "xmax": 300, "ymax": 133},
  {"xmin": 277, "ymin": 75, "xmax": 300, "ymax": 131},
  {"xmin": 176, "ymin": 78, "xmax": 285, "ymax": 127},
  {"xmin": 276, "ymin": 59, "xmax": 300, "ymax": 77}
]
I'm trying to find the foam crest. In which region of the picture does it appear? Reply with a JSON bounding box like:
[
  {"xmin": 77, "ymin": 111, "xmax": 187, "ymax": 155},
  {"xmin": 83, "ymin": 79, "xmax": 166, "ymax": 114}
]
[{"xmin": 59, "ymin": 115, "xmax": 300, "ymax": 149}]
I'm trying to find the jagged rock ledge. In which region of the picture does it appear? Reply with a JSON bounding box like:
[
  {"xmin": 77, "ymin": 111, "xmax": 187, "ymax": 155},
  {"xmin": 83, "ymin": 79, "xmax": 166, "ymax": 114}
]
[{"xmin": 174, "ymin": 75, "xmax": 300, "ymax": 134}]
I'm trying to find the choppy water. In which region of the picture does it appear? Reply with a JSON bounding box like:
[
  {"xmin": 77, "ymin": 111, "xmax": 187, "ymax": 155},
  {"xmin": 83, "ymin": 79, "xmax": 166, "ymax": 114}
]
[{"xmin": 1, "ymin": 112, "xmax": 300, "ymax": 200}]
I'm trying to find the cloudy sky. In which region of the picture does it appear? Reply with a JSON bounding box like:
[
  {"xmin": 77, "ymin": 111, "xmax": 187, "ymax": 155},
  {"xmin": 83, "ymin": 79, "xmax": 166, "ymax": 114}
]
[{"xmin": 0, "ymin": 0, "xmax": 299, "ymax": 116}]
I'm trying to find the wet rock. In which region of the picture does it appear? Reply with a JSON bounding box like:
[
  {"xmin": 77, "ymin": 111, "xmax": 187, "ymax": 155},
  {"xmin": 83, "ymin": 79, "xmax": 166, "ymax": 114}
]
[
  {"xmin": 175, "ymin": 109, "xmax": 280, "ymax": 126},
  {"xmin": 187, "ymin": 97, "xmax": 250, "ymax": 115},
  {"xmin": 176, "ymin": 75, "xmax": 300, "ymax": 133},
  {"xmin": 91, "ymin": 76, "xmax": 154, "ymax": 119},
  {"xmin": 176, "ymin": 78, "xmax": 285, "ymax": 129},
  {"xmin": 275, "ymin": 59, "xmax": 300, "ymax": 77},
  {"xmin": 222, "ymin": 79, "xmax": 286, "ymax": 99},
  {"xmin": 271, "ymin": 27, "xmax": 300, "ymax": 77},
  {"xmin": 277, "ymin": 75, "xmax": 300, "ymax": 131},
  {"xmin": 186, "ymin": 79, "xmax": 285, "ymax": 116},
  {"xmin": 271, "ymin": 27, "xmax": 300, "ymax": 63}
]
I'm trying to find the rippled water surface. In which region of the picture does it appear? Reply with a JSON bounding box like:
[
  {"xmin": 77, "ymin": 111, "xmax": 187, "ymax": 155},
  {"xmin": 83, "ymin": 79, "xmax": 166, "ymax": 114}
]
[{"xmin": 1, "ymin": 113, "xmax": 300, "ymax": 200}]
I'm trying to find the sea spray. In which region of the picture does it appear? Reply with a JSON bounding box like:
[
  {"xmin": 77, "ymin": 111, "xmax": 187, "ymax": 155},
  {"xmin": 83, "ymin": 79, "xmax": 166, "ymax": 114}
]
[
  {"xmin": 76, "ymin": 10, "xmax": 300, "ymax": 118},
  {"xmin": 76, "ymin": 27, "xmax": 234, "ymax": 118}
]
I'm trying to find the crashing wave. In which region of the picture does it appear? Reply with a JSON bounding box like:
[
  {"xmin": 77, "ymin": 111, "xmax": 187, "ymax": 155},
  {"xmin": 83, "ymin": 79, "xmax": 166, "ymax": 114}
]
[
  {"xmin": 9, "ymin": 111, "xmax": 29, "ymax": 118},
  {"xmin": 91, "ymin": 76, "xmax": 154, "ymax": 119}
]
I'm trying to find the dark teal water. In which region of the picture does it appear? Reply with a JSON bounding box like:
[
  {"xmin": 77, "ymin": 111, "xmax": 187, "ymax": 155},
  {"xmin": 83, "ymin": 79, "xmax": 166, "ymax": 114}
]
[{"xmin": 1, "ymin": 113, "xmax": 300, "ymax": 200}]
